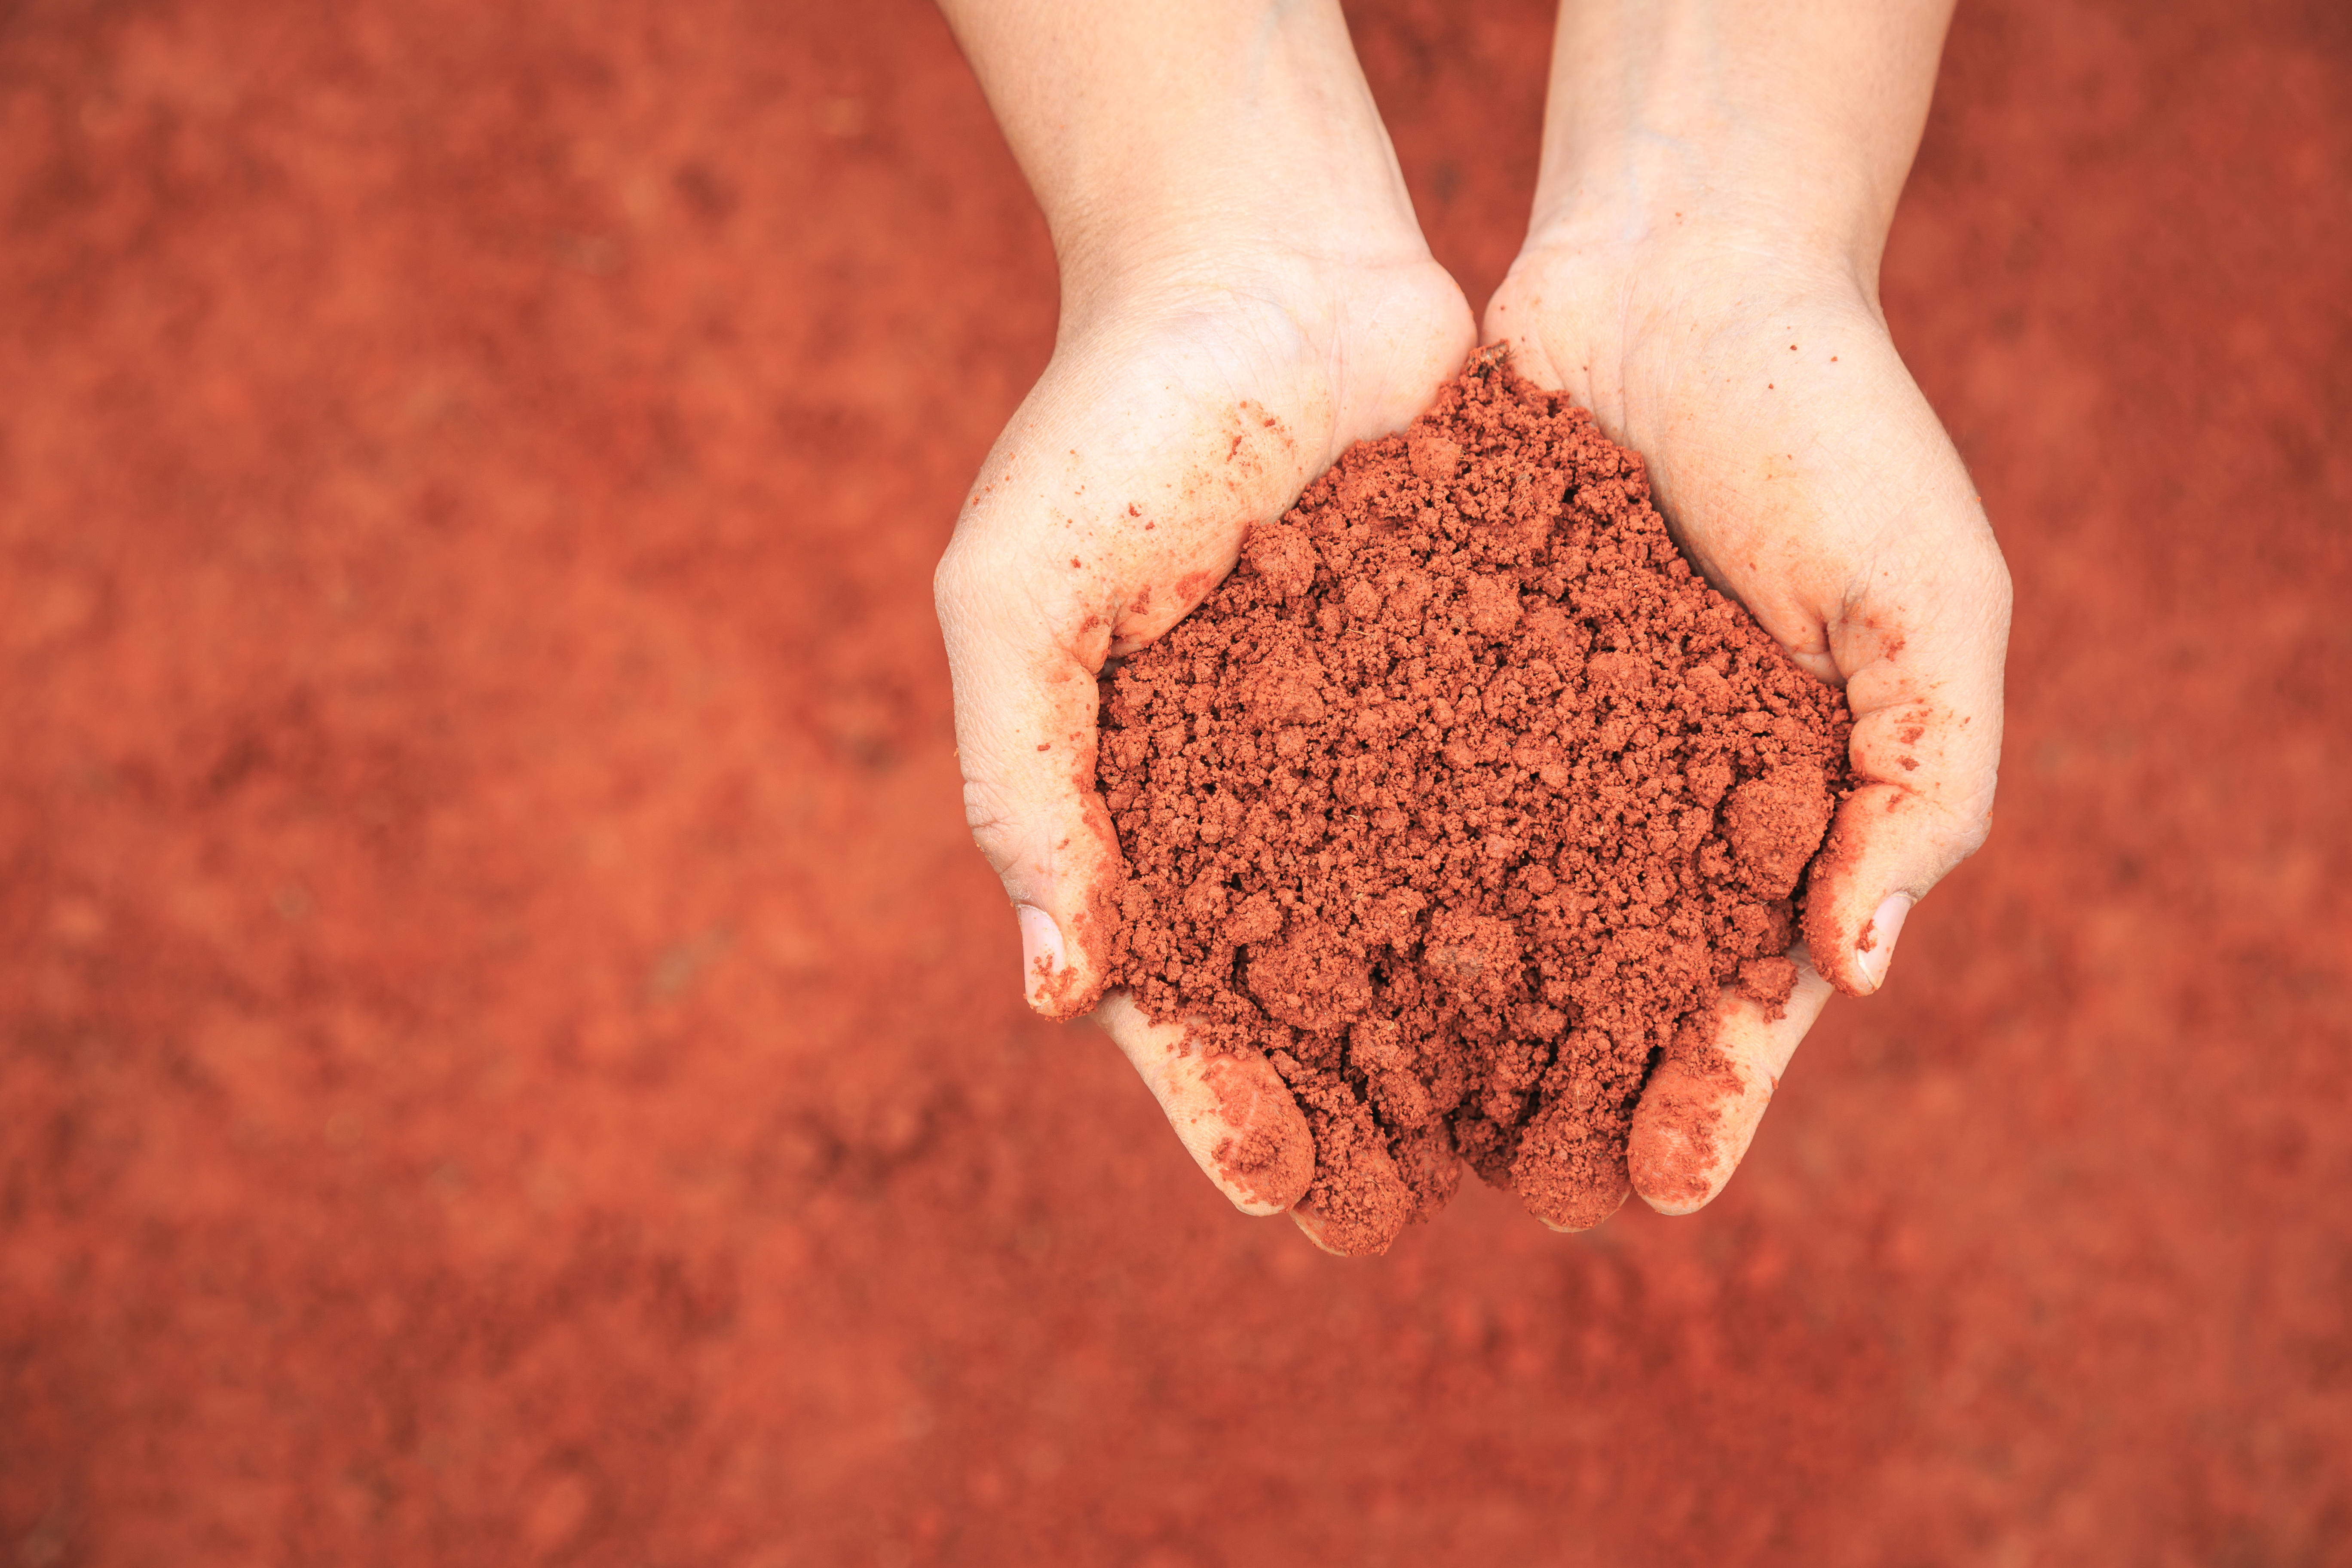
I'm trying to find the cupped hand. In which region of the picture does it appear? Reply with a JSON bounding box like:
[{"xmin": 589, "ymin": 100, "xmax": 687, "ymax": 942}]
[
  {"xmin": 1485, "ymin": 220, "xmax": 2012, "ymax": 1219},
  {"xmin": 937, "ymin": 241, "xmax": 1475, "ymax": 1216}
]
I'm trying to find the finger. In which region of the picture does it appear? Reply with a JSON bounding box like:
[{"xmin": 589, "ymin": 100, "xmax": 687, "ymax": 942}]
[
  {"xmin": 1288, "ymin": 1205, "xmax": 1350, "ymax": 1256},
  {"xmin": 1516, "ymin": 1099, "xmax": 1633, "ymax": 1234},
  {"xmin": 1629, "ymin": 944, "xmax": 1836, "ymax": 1214},
  {"xmin": 1093, "ymin": 990, "xmax": 1314, "ymax": 1216},
  {"xmin": 1285, "ymin": 1133, "xmax": 1413, "ymax": 1256},
  {"xmin": 1287, "ymin": 1115, "xmax": 1465, "ymax": 1248},
  {"xmin": 938, "ymin": 535, "xmax": 1125, "ymax": 1019},
  {"xmin": 1798, "ymin": 457, "xmax": 2012, "ymax": 997}
]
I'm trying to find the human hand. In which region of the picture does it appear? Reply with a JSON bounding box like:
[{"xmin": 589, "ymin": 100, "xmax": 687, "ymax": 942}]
[
  {"xmin": 934, "ymin": 0, "xmax": 1476, "ymax": 1217},
  {"xmin": 940, "ymin": 0, "xmax": 2004, "ymax": 1234},
  {"xmin": 1484, "ymin": 0, "xmax": 2010, "ymax": 1216}
]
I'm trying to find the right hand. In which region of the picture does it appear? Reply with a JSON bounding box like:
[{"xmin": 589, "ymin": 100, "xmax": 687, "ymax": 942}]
[{"xmin": 935, "ymin": 237, "xmax": 1473, "ymax": 1216}]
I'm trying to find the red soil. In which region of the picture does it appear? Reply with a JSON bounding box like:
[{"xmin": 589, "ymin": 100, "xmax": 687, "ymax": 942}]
[
  {"xmin": 2, "ymin": 0, "xmax": 2346, "ymax": 1564},
  {"xmin": 1099, "ymin": 361, "xmax": 1849, "ymax": 1250}
]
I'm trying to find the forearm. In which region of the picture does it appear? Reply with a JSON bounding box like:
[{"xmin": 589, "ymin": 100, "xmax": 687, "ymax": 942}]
[
  {"xmin": 1533, "ymin": 0, "xmax": 1956, "ymax": 276},
  {"xmin": 936, "ymin": 0, "xmax": 1425, "ymax": 307}
]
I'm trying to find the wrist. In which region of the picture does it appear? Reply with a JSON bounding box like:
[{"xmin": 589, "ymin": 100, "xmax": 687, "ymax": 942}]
[
  {"xmin": 1043, "ymin": 118, "xmax": 1430, "ymax": 327},
  {"xmin": 1522, "ymin": 0, "xmax": 1952, "ymax": 294},
  {"xmin": 943, "ymin": 0, "xmax": 1428, "ymax": 324},
  {"xmin": 1523, "ymin": 134, "xmax": 1897, "ymax": 298},
  {"xmin": 1051, "ymin": 199, "xmax": 1433, "ymax": 338}
]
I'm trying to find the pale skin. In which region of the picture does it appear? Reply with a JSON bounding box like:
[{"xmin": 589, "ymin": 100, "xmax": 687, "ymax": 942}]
[{"xmin": 934, "ymin": 0, "xmax": 2010, "ymax": 1241}]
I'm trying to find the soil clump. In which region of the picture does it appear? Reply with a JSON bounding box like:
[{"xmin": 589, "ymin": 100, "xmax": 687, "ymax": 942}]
[{"xmin": 1098, "ymin": 352, "xmax": 1852, "ymax": 1253}]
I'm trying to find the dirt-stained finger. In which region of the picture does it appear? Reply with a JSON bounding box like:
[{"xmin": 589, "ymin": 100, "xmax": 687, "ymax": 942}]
[
  {"xmin": 1287, "ymin": 1205, "xmax": 1351, "ymax": 1256},
  {"xmin": 1093, "ymin": 990, "xmax": 1314, "ymax": 1216},
  {"xmin": 1628, "ymin": 943, "xmax": 1835, "ymax": 1215},
  {"xmin": 936, "ymin": 534, "xmax": 1129, "ymax": 1020},
  {"xmin": 1802, "ymin": 531, "xmax": 2009, "ymax": 998}
]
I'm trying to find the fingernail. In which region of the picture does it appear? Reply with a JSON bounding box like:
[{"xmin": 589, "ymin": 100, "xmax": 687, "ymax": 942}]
[
  {"xmin": 1856, "ymin": 893, "xmax": 1913, "ymax": 992},
  {"xmin": 1015, "ymin": 904, "xmax": 1064, "ymax": 990}
]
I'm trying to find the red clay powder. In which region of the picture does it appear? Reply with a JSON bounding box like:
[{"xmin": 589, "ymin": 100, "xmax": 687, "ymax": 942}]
[{"xmin": 1099, "ymin": 353, "xmax": 1852, "ymax": 1254}]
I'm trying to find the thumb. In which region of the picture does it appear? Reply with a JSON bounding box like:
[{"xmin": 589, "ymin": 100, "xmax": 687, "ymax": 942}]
[{"xmin": 937, "ymin": 538, "xmax": 1126, "ymax": 1020}]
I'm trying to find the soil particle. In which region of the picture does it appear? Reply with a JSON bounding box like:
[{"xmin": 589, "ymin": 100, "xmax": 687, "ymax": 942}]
[
  {"xmin": 1736, "ymin": 955, "xmax": 1802, "ymax": 1020},
  {"xmin": 1097, "ymin": 355, "xmax": 1852, "ymax": 1252}
]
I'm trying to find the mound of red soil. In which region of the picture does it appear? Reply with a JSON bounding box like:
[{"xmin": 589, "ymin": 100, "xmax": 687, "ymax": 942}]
[{"xmin": 1099, "ymin": 354, "xmax": 1852, "ymax": 1253}]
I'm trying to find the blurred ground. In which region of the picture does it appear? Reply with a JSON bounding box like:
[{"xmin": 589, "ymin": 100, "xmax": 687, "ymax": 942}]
[{"xmin": 1, "ymin": 0, "xmax": 2346, "ymax": 1563}]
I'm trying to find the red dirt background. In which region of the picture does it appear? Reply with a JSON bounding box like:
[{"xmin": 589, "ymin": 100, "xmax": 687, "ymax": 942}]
[{"xmin": 1, "ymin": 0, "xmax": 2345, "ymax": 1562}]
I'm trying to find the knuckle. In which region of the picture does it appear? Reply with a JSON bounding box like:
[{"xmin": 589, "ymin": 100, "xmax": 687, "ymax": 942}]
[
  {"xmin": 1948, "ymin": 799, "xmax": 1997, "ymax": 864},
  {"xmin": 934, "ymin": 537, "xmax": 993, "ymax": 635},
  {"xmin": 960, "ymin": 778, "xmax": 1026, "ymax": 871}
]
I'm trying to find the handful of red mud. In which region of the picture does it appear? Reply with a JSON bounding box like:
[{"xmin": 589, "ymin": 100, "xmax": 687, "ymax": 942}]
[{"xmin": 1098, "ymin": 353, "xmax": 1851, "ymax": 1254}]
